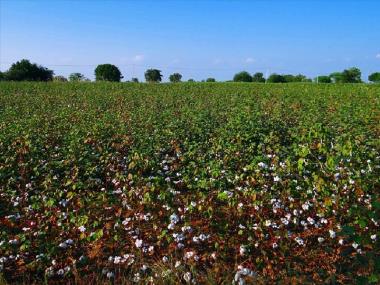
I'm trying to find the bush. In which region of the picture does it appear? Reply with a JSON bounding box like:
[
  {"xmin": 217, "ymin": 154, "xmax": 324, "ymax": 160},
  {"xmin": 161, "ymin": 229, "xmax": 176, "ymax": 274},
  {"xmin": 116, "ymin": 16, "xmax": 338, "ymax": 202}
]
[
  {"xmin": 145, "ymin": 69, "xmax": 163, "ymax": 83},
  {"xmin": 233, "ymin": 71, "xmax": 252, "ymax": 82},
  {"xmin": 5, "ymin": 59, "xmax": 53, "ymax": 81},
  {"xmin": 131, "ymin": 78, "xmax": 139, "ymax": 83},
  {"xmin": 169, "ymin": 73, "xmax": 182, "ymax": 83},
  {"xmin": 206, "ymin": 78, "xmax": 216, "ymax": 82},
  {"xmin": 95, "ymin": 64, "xmax": 123, "ymax": 82}
]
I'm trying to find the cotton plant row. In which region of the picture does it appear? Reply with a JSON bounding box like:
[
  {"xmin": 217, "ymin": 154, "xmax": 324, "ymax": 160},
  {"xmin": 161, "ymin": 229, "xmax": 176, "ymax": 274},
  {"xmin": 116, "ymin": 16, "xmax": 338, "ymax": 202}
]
[{"xmin": 0, "ymin": 82, "xmax": 379, "ymax": 284}]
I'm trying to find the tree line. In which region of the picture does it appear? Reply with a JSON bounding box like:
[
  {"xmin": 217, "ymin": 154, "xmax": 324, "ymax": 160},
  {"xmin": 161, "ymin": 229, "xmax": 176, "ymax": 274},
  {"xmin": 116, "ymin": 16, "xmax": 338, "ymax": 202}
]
[{"xmin": 1, "ymin": 59, "xmax": 380, "ymax": 83}]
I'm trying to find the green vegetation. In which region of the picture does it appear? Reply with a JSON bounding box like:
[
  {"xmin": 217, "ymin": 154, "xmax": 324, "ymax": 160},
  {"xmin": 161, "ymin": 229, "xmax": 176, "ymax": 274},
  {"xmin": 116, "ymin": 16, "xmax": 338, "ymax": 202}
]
[
  {"xmin": 95, "ymin": 64, "xmax": 123, "ymax": 82},
  {"xmin": 2, "ymin": 59, "xmax": 53, "ymax": 81},
  {"xmin": 0, "ymin": 82, "xmax": 379, "ymax": 284},
  {"xmin": 169, "ymin": 73, "xmax": 182, "ymax": 83},
  {"xmin": 145, "ymin": 69, "xmax": 163, "ymax": 83},
  {"xmin": 369, "ymin": 72, "xmax": 380, "ymax": 83}
]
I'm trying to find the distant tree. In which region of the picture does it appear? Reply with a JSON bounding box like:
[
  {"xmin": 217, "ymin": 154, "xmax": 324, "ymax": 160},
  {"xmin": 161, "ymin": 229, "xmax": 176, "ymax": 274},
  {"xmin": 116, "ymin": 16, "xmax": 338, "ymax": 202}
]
[
  {"xmin": 188, "ymin": 79, "xmax": 195, "ymax": 82},
  {"xmin": 206, "ymin": 78, "xmax": 216, "ymax": 82},
  {"xmin": 368, "ymin": 72, "xmax": 380, "ymax": 83},
  {"xmin": 252, "ymin": 72, "xmax": 266, "ymax": 83},
  {"xmin": 315, "ymin": 76, "xmax": 332, "ymax": 83},
  {"xmin": 5, "ymin": 59, "xmax": 53, "ymax": 81},
  {"xmin": 267, "ymin": 74, "xmax": 286, "ymax": 83},
  {"xmin": 0, "ymin": 71, "xmax": 4, "ymax": 81},
  {"xmin": 169, "ymin": 73, "xmax": 182, "ymax": 83},
  {"xmin": 341, "ymin": 67, "xmax": 362, "ymax": 83},
  {"xmin": 69, "ymin": 73, "xmax": 85, "ymax": 82},
  {"xmin": 53, "ymin": 75, "xmax": 68, "ymax": 82},
  {"xmin": 293, "ymin": 74, "xmax": 311, "ymax": 82},
  {"xmin": 145, "ymin": 69, "xmax": 162, "ymax": 83},
  {"xmin": 330, "ymin": 68, "xmax": 362, "ymax": 83},
  {"xmin": 329, "ymin": 72, "xmax": 343, "ymax": 83},
  {"xmin": 233, "ymin": 71, "xmax": 252, "ymax": 82},
  {"xmin": 131, "ymin": 77, "xmax": 139, "ymax": 83},
  {"xmin": 95, "ymin": 64, "xmax": 123, "ymax": 82}
]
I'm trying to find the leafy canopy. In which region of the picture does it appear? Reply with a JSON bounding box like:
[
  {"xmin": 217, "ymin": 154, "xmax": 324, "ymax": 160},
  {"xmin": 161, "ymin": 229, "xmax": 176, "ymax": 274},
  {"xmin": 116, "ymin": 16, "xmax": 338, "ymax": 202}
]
[
  {"xmin": 4, "ymin": 59, "xmax": 53, "ymax": 81},
  {"xmin": 145, "ymin": 69, "xmax": 163, "ymax": 83},
  {"xmin": 233, "ymin": 71, "xmax": 252, "ymax": 82},
  {"xmin": 169, "ymin": 73, "xmax": 182, "ymax": 83},
  {"xmin": 95, "ymin": 64, "xmax": 123, "ymax": 82},
  {"xmin": 368, "ymin": 72, "xmax": 380, "ymax": 83}
]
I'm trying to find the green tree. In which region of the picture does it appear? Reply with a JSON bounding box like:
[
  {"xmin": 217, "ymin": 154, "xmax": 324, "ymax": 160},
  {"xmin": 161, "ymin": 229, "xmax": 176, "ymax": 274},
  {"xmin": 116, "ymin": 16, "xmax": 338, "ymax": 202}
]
[
  {"xmin": 252, "ymin": 72, "xmax": 265, "ymax": 83},
  {"xmin": 368, "ymin": 72, "xmax": 380, "ymax": 83},
  {"xmin": 131, "ymin": 77, "xmax": 139, "ymax": 83},
  {"xmin": 267, "ymin": 74, "xmax": 286, "ymax": 83},
  {"xmin": 69, "ymin": 73, "xmax": 85, "ymax": 82},
  {"xmin": 0, "ymin": 71, "xmax": 4, "ymax": 81},
  {"xmin": 233, "ymin": 71, "xmax": 252, "ymax": 82},
  {"xmin": 330, "ymin": 72, "xmax": 343, "ymax": 83},
  {"xmin": 95, "ymin": 64, "xmax": 123, "ymax": 82},
  {"xmin": 145, "ymin": 69, "xmax": 162, "ymax": 83},
  {"xmin": 315, "ymin": 76, "xmax": 332, "ymax": 83},
  {"xmin": 188, "ymin": 79, "xmax": 195, "ymax": 82},
  {"xmin": 169, "ymin": 73, "xmax": 182, "ymax": 83},
  {"xmin": 331, "ymin": 68, "xmax": 362, "ymax": 83},
  {"xmin": 5, "ymin": 59, "xmax": 53, "ymax": 81},
  {"xmin": 53, "ymin": 75, "xmax": 68, "ymax": 82},
  {"xmin": 206, "ymin": 78, "xmax": 216, "ymax": 82},
  {"xmin": 341, "ymin": 67, "xmax": 362, "ymax": 83}
]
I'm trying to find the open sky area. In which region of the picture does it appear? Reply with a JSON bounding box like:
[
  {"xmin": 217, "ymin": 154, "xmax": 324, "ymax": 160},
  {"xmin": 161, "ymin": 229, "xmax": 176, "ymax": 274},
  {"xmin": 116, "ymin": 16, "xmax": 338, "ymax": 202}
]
[{"xmin": 1, "ymin": 0, "xmax": 379, "ymax": 81}]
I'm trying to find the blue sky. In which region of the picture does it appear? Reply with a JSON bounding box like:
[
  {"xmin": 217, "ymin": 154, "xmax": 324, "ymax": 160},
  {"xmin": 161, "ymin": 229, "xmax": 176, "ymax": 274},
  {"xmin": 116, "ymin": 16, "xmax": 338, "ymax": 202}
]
[{"xmin": 1, "ymin": 0, "xmax": 379, "ymax": 81}]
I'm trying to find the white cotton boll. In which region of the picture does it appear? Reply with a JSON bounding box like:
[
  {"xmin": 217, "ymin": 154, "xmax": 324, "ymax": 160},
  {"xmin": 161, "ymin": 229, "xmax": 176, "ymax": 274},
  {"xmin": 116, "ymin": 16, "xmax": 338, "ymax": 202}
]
[
  {"xmin": 318, "ymin": 237, "xmax": 325, "ymax": 243},
  {"xmin": 183, "ymin": 272, "xmax": 192, "ymax": 283},
  {"xmin": 106, "ymin": 271, "xmax": 115, "ymax": 279},
  {"xmin": 329, "ymin": 230, "xmax": 336, "ymax": 238},
  {"xmin": 135, "ymin": 239, "xmax": 143, "ymax": 248}
]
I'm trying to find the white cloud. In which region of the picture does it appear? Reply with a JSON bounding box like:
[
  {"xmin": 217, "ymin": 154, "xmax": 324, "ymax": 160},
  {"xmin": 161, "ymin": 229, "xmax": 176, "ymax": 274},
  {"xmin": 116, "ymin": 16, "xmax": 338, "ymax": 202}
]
[
  {"xmin": 133, "ymin": 55, "xmax": 144, "ymax": 62},
  {"xmin": 245, "ymin": 57, "xmax": 255, "ymax": 64},
  {"xmin": 376, "ymin": 53, "xmax": 380, "ymax": 59}
]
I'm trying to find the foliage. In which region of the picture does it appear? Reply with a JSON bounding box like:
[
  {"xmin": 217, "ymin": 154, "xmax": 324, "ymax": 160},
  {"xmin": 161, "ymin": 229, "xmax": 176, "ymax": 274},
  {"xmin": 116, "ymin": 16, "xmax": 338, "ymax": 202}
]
[
  {"xmin": 206, "ymin": 77, "xmax": 216, "ymax": 82},
  {"xmin": 330, "ymin": 67, "xmax": 362, "ymax": 83},
  {"xmin": 4, "ymin": 59, "xmax": 53, "ymax": 81},
  {"xmin": 69, "ymin": 73, "xmax": 86, "ymax": 82},
  {"xmin": 252, "ymin": 72, "xmax": 266, "ymax": 83},
  {"xmin": 233, "ymin": 71, "xmax": 252, "ymax": 82},
  {"xmin": 0, "ymin": 82, "xmax": 379, "ymax": 284},
  {"xmin": 267, "ymin": 73, "xmax": 287, "ymax": 83},
  {"xmin": 145, "ymin": 69, "xmax": 163, "ymax": 83},
  {"xmin": 95, "ymin": 64, "xmax": 123, "ymax": 82},
  {"xmin": 53, "ymin": 75, "xmax": 68, "ymax": 82},
  {"xmin": 169, "ymin": 73, "xmax": 182, "ymax": 83},
  {"xmin": 188, "ymin": 79, "xmax": 195, "ymax": 82},
  {"xmin": 131, "ymin": 77, "xmax": 139, "ymax": 83},
  {"xmin": 316, "ymin": 76, "xmax": 332, "ymax": 83},
  {"xmin": 368, "ymin": 72, "xmax": 380, "ymax": 83}
]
